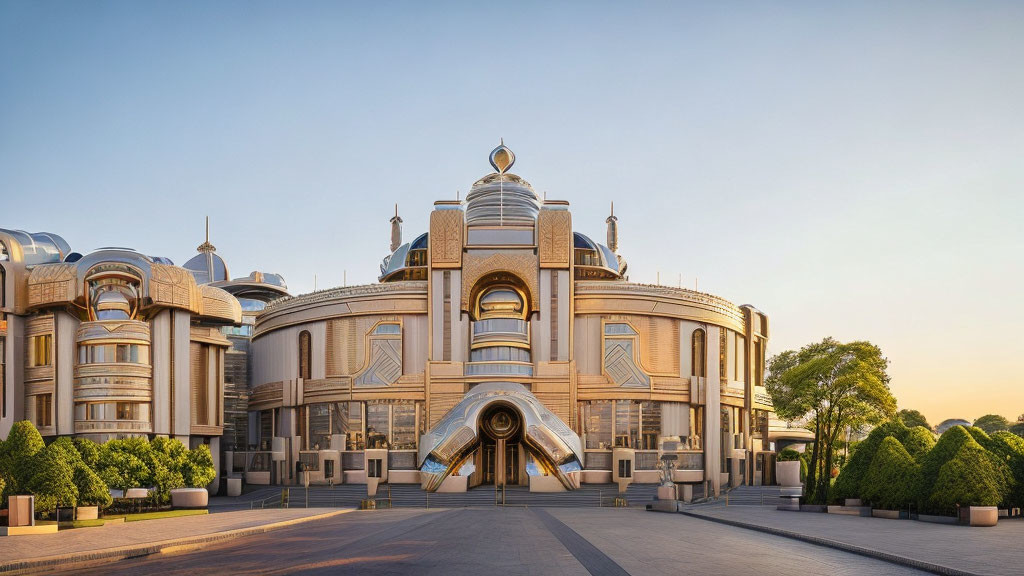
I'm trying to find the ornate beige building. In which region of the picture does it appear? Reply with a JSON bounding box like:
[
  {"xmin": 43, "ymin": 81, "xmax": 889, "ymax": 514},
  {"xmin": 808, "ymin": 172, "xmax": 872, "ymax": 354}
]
[
  {"xmin": 243, "ymin": 144, "xmax": 774, "ymax": 496},
  {"xmin": 0, "ymin": 231, "xmax": 241, "ymax": 487}
]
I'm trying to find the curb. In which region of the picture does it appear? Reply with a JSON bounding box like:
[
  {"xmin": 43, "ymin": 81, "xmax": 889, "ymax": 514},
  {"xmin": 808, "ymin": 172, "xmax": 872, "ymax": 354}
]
[
  {"xmin": 679, "ymin": 509, "xmax": 980, "ymax": 576},
  {"xmin": 0, "ymin": 508, "xmax": 355, "ymax": 575}
]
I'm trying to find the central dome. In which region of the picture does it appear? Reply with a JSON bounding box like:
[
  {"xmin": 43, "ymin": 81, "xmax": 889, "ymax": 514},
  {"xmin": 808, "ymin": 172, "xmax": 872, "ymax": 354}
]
[{"xmin": 464, "ymin": 143, "xmax": 542, "ymax": 226}]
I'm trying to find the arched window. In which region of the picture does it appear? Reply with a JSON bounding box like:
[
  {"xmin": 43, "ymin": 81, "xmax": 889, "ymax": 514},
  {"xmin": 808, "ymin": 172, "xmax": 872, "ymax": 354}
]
[
  {"xmin": 691, "ymin": 329, "xmax": 706, "ymax": 378},
  {"xmin": 298, "ymin": 330, "xmax": 311, "ymax": 380}
]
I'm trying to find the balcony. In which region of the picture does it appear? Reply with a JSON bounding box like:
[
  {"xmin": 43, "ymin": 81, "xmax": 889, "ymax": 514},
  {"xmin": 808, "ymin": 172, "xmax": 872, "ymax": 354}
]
[
  {"xmin": 74, "ymin": 419, "xmax": 152, "ymax": 434},
  {"xmin": 471, "ymin": 318, "xmax": 529, "ymax": 347},
  {"xmin": 464, "ymin": 361, "xmax": 534, "ymax": 377}
]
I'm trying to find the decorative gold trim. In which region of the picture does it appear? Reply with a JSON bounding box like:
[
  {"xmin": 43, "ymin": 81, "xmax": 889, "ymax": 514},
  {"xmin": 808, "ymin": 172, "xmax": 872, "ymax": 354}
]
[
  {"xmin": 429, "ymin": 209, "xmax": 464, "ymax": 268},
  {"xmin": 538, "ymin": 210, "xmax": 571, "ymax": 269}
]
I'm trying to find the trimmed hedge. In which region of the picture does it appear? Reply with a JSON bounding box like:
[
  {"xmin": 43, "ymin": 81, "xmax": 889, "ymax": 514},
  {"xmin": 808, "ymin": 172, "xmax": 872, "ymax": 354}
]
[
  {"xmin": 902, "ymin": 426, "xmax": 936, "ymax": 460},
  {"xmin": 27, "ymin": 443, "xmax": 79, "ymax": 513},
  {"xmin": 928, "ymin": 440, "xmax": 1012, "ymax": 511},
  {"xmin": 860, "ymin": 436, "xmax": 918, "ymax": 510},
  {"xmin": 985, "ymin": 431, "xmax": 1024, "ymax": 507},
  {"xmin": 915, "ymin": 425, "xmax": 975, "ymax": 512},
  {"xmin": 832, "ymin": 420, "xmax": 909, "ymax": 502},
  {"xmin": 0, "ymin": 421, "xmax": 46, "ymax": 503}
]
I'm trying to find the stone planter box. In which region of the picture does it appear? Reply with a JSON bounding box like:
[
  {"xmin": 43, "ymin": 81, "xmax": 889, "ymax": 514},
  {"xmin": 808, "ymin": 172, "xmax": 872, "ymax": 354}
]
[
  {"xmin": 226, "ymin": 477, "xmax": 242, "ymax": 497},
  {"xmin": 871, "ymin": 509, "xmax": 908, "ymax": 520},
  {"xmin": 170, "ymin": 488, "xmax": 209, "ymax": 509},
  {"xmin": 959, "ymin": 506, "xmax": 998, "ymax": 527},
  {"xmin": 776, "ymin": 461, "xmax": 802, "ymax": 488},
  {"xmin": 799, "ymin": 504, "xmax": 828, "ymax": 513},
  {"xmin": 914, "ymin": 513, "xmax": 958, "ymax": 525},
  {"xmin": 76, "ymin": 506, "xmax": 99, "ymax": 520}
]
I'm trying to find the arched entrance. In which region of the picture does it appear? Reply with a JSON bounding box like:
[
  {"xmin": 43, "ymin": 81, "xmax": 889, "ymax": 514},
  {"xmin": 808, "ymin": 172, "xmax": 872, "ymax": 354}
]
[
  {"xmin": 418, "ymin": 382, "xmax": 583, "ymax": 492},
  {"xmin": 478, "ymin": 404, "xmax": 522, "ymax": 487}
]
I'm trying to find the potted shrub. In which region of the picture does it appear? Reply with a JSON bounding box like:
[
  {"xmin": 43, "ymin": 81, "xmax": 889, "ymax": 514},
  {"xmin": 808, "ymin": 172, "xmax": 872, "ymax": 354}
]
[
  {"xmin": 776, "ymin": 448, "xmax": 804, "ymax": 487},
  {"xmin": 861, "ymin": 437, "xmax": 917, "ymax": 518},
  {"xmin": 171, "ymin": 444, "xmax": 216, "ymax": 508}
]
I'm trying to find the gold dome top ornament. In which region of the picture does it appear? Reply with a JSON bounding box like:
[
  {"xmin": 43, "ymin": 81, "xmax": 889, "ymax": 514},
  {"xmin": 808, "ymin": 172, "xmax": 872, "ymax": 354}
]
[{"xmin": 489, "ymin": 139, "xmax": 515, "ymax": 174}]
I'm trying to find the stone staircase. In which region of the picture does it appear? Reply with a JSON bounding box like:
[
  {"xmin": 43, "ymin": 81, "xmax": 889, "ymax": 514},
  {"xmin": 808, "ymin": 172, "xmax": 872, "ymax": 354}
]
[
  {"xmin": 241, "ymin": 482, "xmax": 662, "ymax": 509},
  {"xmin": 722, "ymin": 485, "xmax": 781, "ymax": 506}
]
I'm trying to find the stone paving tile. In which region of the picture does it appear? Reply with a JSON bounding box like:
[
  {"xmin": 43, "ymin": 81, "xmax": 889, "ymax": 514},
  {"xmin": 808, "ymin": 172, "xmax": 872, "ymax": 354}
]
[
  {"xmin": 685, "ymin": 505, "xmax": 1024, "ymax": 576},
  {"xmin": 547, "ymin": 507, "xmax": 927, "ymax": 576},
  {"xmin": 58, "ymin": 507, "xmax": 936, "ymax": 575},
  {"xmin": 0, "ymin": 508, "xmax": 340, "ymax": 562}
]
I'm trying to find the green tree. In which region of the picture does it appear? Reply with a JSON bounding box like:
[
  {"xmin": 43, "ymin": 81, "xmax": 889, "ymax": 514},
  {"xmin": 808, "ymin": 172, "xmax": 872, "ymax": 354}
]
[
  {"xmin": 1007, "ymin": 422, "xmax": 1024, "ymax": 439},
  {"xmin": 861, "ymin": 437, "xmax": 919, "ymax": 510},
  {"xmin": 897, "ymin": 409, "xmax": 931, "ymax": 430},
  {"xmin": 766, "ymin": 338, "xmax": 896, "ymax": 504},
  {"xmin": 73, "ymin": 464, "xmax": 112, "ymax": 508},
  {"xmin": 183, "ymin": 444, "xmax": 216, "ymax": 488},
  {"xmin": 973, "ymin": 414, "xmax": 1010, "ymax": 434},
  {"xmin": 73, "ymin": 438, "xmax": 101, "ymax": 468},
  {"xmin": 27, "ymin": 444, "xmax": 78, "ymax": 514},
  {"xmin": 0, "ymin": 421, "xmax": 46, "ymax": 503},
  {"xmin": 928, "ymin": 441, "xmax": 1012, "ymax": 512},
  {"xmin": 149, "ymin": 437, "xmax": 187, "ymax": 503},
  {"xmin": 97, "ymin": 438, "xmax": 153, "ymax": 493},
  {"xmin": 916, "ymin": 426, "xmax": 980, "ymax": 513}
]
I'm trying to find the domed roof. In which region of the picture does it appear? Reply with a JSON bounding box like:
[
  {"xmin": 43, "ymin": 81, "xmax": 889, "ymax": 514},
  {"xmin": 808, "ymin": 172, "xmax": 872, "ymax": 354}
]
[{"xmin": 464, "ymin": 143, "xmax": 542, "ymax": 226}]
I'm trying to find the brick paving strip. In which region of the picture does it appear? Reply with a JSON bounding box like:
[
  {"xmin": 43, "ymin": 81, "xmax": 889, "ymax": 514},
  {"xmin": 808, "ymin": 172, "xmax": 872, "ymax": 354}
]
[
  {"xmin": 0, "ymin": 508, "xmax": 355, "ymax": 575},
  {"xmin": 679, "ymin": 504, "xmax": 999, "ymax": 573},
  {"xmin": 533, "ymin": 508, "xmax": 629, "ymax": 576}
]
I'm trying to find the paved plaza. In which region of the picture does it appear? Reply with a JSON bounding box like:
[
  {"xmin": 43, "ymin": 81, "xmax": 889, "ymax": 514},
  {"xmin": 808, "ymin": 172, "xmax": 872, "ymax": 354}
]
[
  {"xmin": 684, "ymin": 504, "xmax": 1024, "ymax": 576},
  {"xmin": 55, "ymin": 507, "xmax": 928, "ymax": 576}
]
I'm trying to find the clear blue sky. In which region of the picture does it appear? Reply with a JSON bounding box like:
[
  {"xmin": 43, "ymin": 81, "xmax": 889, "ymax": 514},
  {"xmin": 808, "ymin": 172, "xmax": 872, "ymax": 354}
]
[{"xmin": 2, "ymin": 1, "xmax": 1022, "ymax": 425}]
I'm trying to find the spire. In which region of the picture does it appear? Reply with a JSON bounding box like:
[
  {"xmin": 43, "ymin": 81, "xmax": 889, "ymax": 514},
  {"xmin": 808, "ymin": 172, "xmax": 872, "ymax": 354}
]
[
  {"xmin": 390, "ymin": 204, "xmax": 403, "ymax": 253},
  {"xmin": 605, "ymin": 201, "xmax": 619, "ymax": 253},
  {"xmin": 197, "ymin": 216, "xmax": 216, "ymax": 253}
]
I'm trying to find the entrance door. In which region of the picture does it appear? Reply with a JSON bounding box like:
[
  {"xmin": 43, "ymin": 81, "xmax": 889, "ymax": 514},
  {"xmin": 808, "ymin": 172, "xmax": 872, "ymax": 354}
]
[{"xmin": 479, "ymin": 406, "xmax": 522, "ymax": 487}]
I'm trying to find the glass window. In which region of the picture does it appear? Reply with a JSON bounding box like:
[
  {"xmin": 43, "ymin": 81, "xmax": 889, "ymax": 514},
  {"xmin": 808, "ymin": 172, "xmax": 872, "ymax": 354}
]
[
  {"xmin": 469, "ymin": 346, "xmax": 531, "ymax": 362},
  {"xmin": 615, "ymin": 401, "xmax": 640, "ymax": 448},
  {"xmin": 308, "ymin": 403, "xmax": 330, "ymax": 450},
  {"xmin": 116, "ymin": 402, "xmax": 138, "ymax": 420},
  {"xmin": 373, "ymin": 323, "xmax": 401, "ymax": 335},
  {"xmin": 640, "ymin": 401, "xmax": 661, "ymax": 450},
  {"xmin": 580, "ymin": 401, "xmax": 612, "ymax": 450},
  {"xmin": 298, "ymin": 331, "xmax": 311, "ymax": 380},
  {"xmin": 29, "ymin": 334, "xmax": 52, "ymax": 367},
  {"xmin": 331, "ymin": 402, "xmax": 363, "ymax": 450},
  {"xmin": 691, "ymin": 329, "xmax": 705, "ymax": 377},
  {"xmin": 259, "ymin": 410, "xmax": 274, "ymax": 449},
  {"xmin": 35, "ymin": 393, "xmax": 52, "ymax": 427},
  {"xmin": 392, "ymin": 403, "xmax": 417, "ymax": 449},
  {"xmin": 366, "ymin": 403, "xmax": 389, "ymax": 448}
]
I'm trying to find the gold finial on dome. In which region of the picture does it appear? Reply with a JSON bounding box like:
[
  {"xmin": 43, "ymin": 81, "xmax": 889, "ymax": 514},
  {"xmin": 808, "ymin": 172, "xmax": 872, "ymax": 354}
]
[{"xmin": 489, "ymin": 139, "xmax": 515, "ymax": 174}]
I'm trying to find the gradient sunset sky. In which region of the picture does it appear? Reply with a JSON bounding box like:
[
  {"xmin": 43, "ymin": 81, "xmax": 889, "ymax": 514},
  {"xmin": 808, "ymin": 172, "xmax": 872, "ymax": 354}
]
[{"xmin": 2, "ymin": 1, "xmax": 1021, "ymax": 426}]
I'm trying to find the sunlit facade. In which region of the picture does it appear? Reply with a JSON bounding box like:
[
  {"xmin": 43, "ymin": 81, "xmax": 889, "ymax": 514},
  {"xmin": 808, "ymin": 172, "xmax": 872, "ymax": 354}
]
[
  {"xmin": 0, "ymin": 230, "xmax": 242, "ymax": 488},
  {"xmin": 242, "ymin": 144, "xmax": 774, "ymax": 496}
]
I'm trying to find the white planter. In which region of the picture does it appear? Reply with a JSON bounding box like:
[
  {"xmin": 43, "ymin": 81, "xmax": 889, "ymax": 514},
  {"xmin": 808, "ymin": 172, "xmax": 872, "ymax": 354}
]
[
  {"xmin": 226, "ymin": 477, "xmax": 243, "ymax": 497},
  {"xmin": 76, "ymin": 506, "xmax": 99, "ymax": 520},
  {"xmin": 960, "ymin": 506, "xmax": 998, "ymax": 527},
  {"xmin": 170, "ymin": 488, "xmax": 209, "ymax": 509},
  {"xmin": 776, "ymin": 461, "xmax": 802, "ymax": 488}
]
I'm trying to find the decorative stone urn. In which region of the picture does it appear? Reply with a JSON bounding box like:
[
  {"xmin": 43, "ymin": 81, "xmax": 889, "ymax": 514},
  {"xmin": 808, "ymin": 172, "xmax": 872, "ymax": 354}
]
[
  {"xmin": 170, "ymin": 488, "xmax": 209, "ymax": 509},
  {"xmin": 776, "ymin": 460, "xmax": 802, "ymax": 488}
]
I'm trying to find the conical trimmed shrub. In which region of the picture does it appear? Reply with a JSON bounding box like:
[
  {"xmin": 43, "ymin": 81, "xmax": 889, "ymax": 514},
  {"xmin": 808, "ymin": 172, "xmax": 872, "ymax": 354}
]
[
  {"xmin": 833, "ymin": 419, "xmax": 909, "ymax": 502},
  {"xmin": 860, "ymin": 436, "xmax": 918, "ymax": 509},
  {"xmin": 928, "ymin": 440, "xmax": 1012, "ymax": 512}
]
